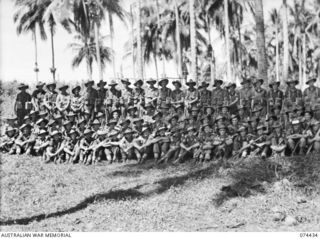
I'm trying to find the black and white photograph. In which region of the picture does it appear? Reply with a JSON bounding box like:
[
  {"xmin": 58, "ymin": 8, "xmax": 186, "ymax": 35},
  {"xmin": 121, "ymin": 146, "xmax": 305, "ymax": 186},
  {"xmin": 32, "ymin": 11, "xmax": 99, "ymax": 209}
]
[{"xmin": 0, "ymin": 0, "xmax": 320, "ymax": 234}]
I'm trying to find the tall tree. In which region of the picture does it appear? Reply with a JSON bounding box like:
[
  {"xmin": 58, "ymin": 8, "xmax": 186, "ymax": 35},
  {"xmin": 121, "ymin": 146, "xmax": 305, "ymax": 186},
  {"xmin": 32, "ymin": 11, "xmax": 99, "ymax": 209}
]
[
  {"xmin": 189, "ymin": 0, "xmax": 197, "ymax": 83},
  {"xmin": 282, "ymin": 0, "xmax": 289, "ymax": 83}
]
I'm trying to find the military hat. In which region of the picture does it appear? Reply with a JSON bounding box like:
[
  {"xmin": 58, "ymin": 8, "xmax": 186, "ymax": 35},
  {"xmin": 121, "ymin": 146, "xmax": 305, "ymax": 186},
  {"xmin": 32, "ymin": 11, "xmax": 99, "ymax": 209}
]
[
  {"xmin": 269, "ymin": 80, "xmax": 280, "ymax": 88},
  {"xmin": 47, "ymin": 119, "xmax": 56, "ymax": 126},
  {"xmin": 121, "ymin": 78, "xmax": 131, "ymax": 85},
  {"xmin": 159, "ymin": 102, "xmax": 170, "ymax": 109},
  {"xmin": 77, "ymin": 117, "xmax": 86, "ymax": 125},
  {"xmin": 91, "ymin": 119, "xmax": 100, "ymax": 125},
  {"xmin": 123, "ymin": 128, "xmax": 133, "ymax": 135},
  {"xmin": 203, "ymin": 104, "xmax": 214, "ymax": 110},
  {"xmin": 191, "ymin": 106, "xmax": 199, "ymax": 112},
  {"xmin": 187, "ymin": 126, "xmax": 195, "ymax": 132},
  {"xmin": 201, "ymin": 122, "xmax": 211, "ymax": 129},
  {"xmin": 97, "ymin": 130, "xmax": 108, "ymax": 136},
  {"xmin": 186, "ymin": 79, "xmax": 197, "ymax": 86},
  {"xmin": 253, "ymin": 77, "xmax": 264, "ymax": 85},
  {"xmin": 237, "ymin": 105, "xmax": 245, "ymax": 110},
  {"xmin": 36, "ymin": 82, "xmax": 45, "ymax": 88},
  {"xmin": 215, "ymin": 115, "xmax": 225, "ymax": 122},
  {"xmin": 109, "ymin": 130, "xmax": 119, "ymax": 137},
  {"xmin": 199, "ymin": 81, "xmax": 210, "ymax": 88},
  {"xmin": 36, "ymin": 118, "xmax": 48, "ymax": 125},
  {"xmin": 226, "ymin": 82, "xmax": 236, "ymax": 89},
  {"xmin": 306, "ymin": 77, "xmax": 317, "ymax": 85},
  {"xmin": 142, "ymin": 126, "xmax": 150, "ymax": 133},
  {"xmin": 54, "ymin": 113, "xmax": 63, "ymax": 119},
  {"xmin": 38, "ymin": 129, "xmax": 47, "ymax": 135},
  {"xmin": 311, "ymin": 120, "xmax": 320, "ymax": 126},
  {"xmin": 85, "ymin": 80, "xmax": 94, "ymax": 87},
  {"xmin": 213, "ymin": 79, "xmax": 223, "ymax": 86},
  {"xmin": 83, "ymin": 108, "xmax": 91, "ymax": 115},
  {"xmin": 152, "ymin": 111, "xmax": 163, "ymax": 119},
  {"xmin": 133, "ymin": 118, "xmax": 144, "ymax": 124},
  {"xmin": 97, "ymin": 80, "xmax": 107, "ymax": 87},
  {"xmin": 109, "ymin": 79, "xmax": 118, "ymax": 86},
  {"xmin": 84, "ymin": 128, "xmax": 93, "ymax": 135},
  {"xmin": 293, "ymin": 105, "xmax": 303, "ymax": 112},
  {"xmin": 23, "ymin": 115, "xmax": 30, "ymax": 121},
  {"xmin": 69, "ymin": 128, "xmax": 77, "ymax": 135},
  {"xmin": 67, "ymin": 111, "xmax": 76, "ymax": 117},
  {"xmin": 72, "ymin": 86, "xmax": 81, "ymax": 94},
  {"xmin": 172, "ymin": 80, "xmax": 182, "ymax": 87},
  {"xmin": 134, "ymin": 79, "xmax": 143, "ymax": 86},
  {"xmin": 59, "ymin": 85, "xmax": 69, "ymax": 91},
  {"xmin": 265, "ymin": 114, "xmax": 277, "ymax": 122},
  {"xmin": 145, "ymin": 102, "xmax": 154, "ymax": 109},
  {"xmin": 120, "ymin": 118, "xmax": 131, "ymax": 126},
  {"xmin": 96, "ymin": 112, "xmax": 104, "ymax": 118},
  {"xmin": 51, "ymin": 130, "xmax": 61, "ymax": 137},
  {"xmin": 230, "ymin": 114, "xmax": 239, "ymax": 120},
  {"xmin": 218, "ymin": 124, "xmax": 227, "ymax": 130},
  {"xmin": 272, "ymin": 122, "xmax": 282, "ymax": 129},
  {"xmin": 247, "ymin": 117, "xmax": 259, "ymax": 123},
  {"xmin": 20, "ymin": 123, "xmax": 31, "ymax": 130},
  {"xmin": 111, "ymin": 108, "xmax": 121, "ymax": 115},
  {"xmin": 5, "ymin": 126, "xmax": 17, "ymax": 134},
  {"xmin": 252, "ymin": 106, "xmax": 263, "ymax": 113},
  {"xmin": 174, "ymin": 103, "xmax": 184, "ymax": 110},
  {"xmin": 237, "ymin": 125, "xmax": 247, "ymax": 132},
  {"xmin": 240, "ymin": 78, "xmax": 250, "ymax": 85},
  {"xmin": 18, "ymin": 83, "xmax": 29, "ymax": 90},
  {"xmin": 285, "ymin": 78, "xmax": 299, "ymax": 85},
  {"xmin": 46, "ymin": 82, "xmax": 56, "ymax": 89},
  {"xmin": 158, "ymin": 78, "xmax": 169, "ymax": 86},
  {"xmin": 256, "ymin": 125, "xmax": 265, "ymax": 131},
  {"xmin": 107, "ymin": 119, "xmax": 118, "ymax": 126},
  {"xmin": 291, "ymin": 119, "xmax": 300, "ymax": 125},
  {"xmin": 146, "ymin": 78, "xmax": 157, "ymax": 84},
  {"xmin": 29, "ymin": 109, "xmax": 38, "ymax": 116},
  {"xmin": 63, "ymin": 119, "xmax": 72, "ymax": 126}
]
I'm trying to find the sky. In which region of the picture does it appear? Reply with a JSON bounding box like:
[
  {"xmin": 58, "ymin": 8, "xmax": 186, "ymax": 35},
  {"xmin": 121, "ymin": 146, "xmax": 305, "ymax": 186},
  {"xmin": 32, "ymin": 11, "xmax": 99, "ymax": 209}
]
[{"xmin": 0, "ymin": 0, "xmax": 284, "ymax": 84}]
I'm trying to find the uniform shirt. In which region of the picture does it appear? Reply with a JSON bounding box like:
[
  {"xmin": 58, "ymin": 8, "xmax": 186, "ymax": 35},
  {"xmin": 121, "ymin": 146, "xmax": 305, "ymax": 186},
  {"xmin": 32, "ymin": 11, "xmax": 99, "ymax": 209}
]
[
  {"xmin": 122, "ymin": 88, "xmax": 133, "ymax": 105},
  {"xmin": 303, "ymin": 86, "xmax": 320, "ymax": 105},
  {"xmin": 252, "ymin": 87, "xmax": 267, "ymax": 109},
  {"xmin": 267, "ymin": 89, "xmax": 284, "ymax": 108},
  {"xmin": 239, "ymin": 87, "xmax": 254, "ymax": 108},
  {"xmin": 16, "ymin": 91, "xmax": 32, "ymax": 111},
  {"xmin": 85, "ymin": 88, "xmax": 98, "ymax": 106},
  {"xmin": 97, "ymin": 88, "xmax": 108, "ymax": 106},
  {"xmin": 145, "ymin": 87, "xmax": 159, "ymax": 104},
  {"xmin": 212, "ymin": 88, "xmax": 227, "ymax": 108},
  {"xmin": 31, "ymin": 89, "xmax": 46, "ymax": 111},
  {"xmin": 71, "ymin": 95, "xmax": 84, "ymax": 112},
  {"xmin": 172, "ymin": 89, "xmax": 185, "ymax": 103},
  {"xmin": 198, "ymin": 89, "xmax": 212, "ymax": 106},
  {"xmin": 158, "ymin": 87, "xmax": 172, "ymax": 103},
  {"xmin": 44, "ymin": 91, "xmax": 57, "ymax": 110},
  {"xmin": 185, "ymin": 89, "xmax": 198, "ymax": 103},
  {"xmin": 284, "ymin": 87, "xmax": 303, "ymax": 105}
]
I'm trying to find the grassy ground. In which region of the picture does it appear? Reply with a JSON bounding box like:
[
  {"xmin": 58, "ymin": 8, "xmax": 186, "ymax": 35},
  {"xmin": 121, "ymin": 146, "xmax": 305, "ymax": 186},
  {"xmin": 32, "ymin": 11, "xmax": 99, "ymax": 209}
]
[{"xmin": 1, "ymin": 153, "xmax": 320, "ymax": 232}]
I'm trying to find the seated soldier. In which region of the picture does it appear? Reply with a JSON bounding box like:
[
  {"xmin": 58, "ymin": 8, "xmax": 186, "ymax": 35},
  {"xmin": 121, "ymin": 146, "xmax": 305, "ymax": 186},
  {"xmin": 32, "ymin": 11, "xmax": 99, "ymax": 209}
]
[
  {"xmin": 233, "ymin": 125, "xmax": 251, "ymax": 158},
  {"xmin": 307, "ymin": 120, "xmax": 320, "ymax": 154},
  {"xmin": 198, "ymin": 123, "xmax": 214, "ymax": 163},
  {"xmin": 79, "ymin": 128, "xmax": 95, "ymax": 165},
  {"xmin": 117, "ymin": 128, "xmax": 139, "ymax": 163},
  {"xmin": 15, "ymin": 123, "xmax": 36, "ymax": 155},
  {"xmin": 63, "ymin": 128, "xmax": 79, "ymax": 164},
  {"xmin": 44, "ymin": 131, "xmax": 65, "ymax": 164},
  {"xmin": 158, "ymin": 127, "xmax": 181, "ymax": 164},
  {"xmin": 249, "ymin": 125, "xmax": 271, "ymax": 159},
  {"xmin": 154, "ymin": 126, "xmax": 170, "ymax": 159},
  {"xmin": 91, "ymin": 130, "xmax": 108, "ymax": 164},
  {"xmin": 33, "ymin": 129, "xmax": 50, "ymax": 158},
  {"xmin": 0, "ymin": 126, "xmax": 18, "ymax": 154},
  {"xmin": 270, "ymin": 123, "xmax": 286, "ymax": 156},
  {"xmin": 104, "ymin": 130, "xmax": 120, "ymax": 164},
  {"xmin": 174, "ymin": 126, "xmax": 200, "ymax": 164},
  {"xmin": 286, "ymin": 119, "xmax": 308, "ymax": 155},
  {"xmin": 213, "ymin": 125, "xmax": 234, "ymax": 166}
]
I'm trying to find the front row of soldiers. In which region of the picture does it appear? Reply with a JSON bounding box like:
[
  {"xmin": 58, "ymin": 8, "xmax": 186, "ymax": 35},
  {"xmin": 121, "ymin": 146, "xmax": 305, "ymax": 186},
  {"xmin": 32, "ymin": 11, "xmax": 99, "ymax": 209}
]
[{"xmin": 1, "ymin": 96, "xmax": 320, "ymax": 166}]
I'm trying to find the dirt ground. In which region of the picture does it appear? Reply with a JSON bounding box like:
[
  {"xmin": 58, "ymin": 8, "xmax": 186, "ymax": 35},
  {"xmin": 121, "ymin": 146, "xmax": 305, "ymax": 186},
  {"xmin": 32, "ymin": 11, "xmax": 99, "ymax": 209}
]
[{"xmin": 1, "ymin": 153, "xmax": 320, "ymax": 232}]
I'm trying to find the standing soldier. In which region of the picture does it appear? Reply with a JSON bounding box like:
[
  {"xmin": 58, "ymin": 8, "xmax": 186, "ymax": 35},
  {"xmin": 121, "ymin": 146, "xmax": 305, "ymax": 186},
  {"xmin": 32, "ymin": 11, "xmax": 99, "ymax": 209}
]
[
  {"xmin": 121, "ymin": 78, "xmax": 133, "ymax": 108},
  {"xmin": 225, "ymin": 82, "xmax": 239, "ymax": 114},
  {"xmin": 284, "ymin": 78, "xmax": 303, "ymax": 109},
  {"xmin": 212, "ymin": 79, "xmax": 227, "ymax": 111},
  {"xmin": 31, "ymin": 82, "xmax": 46, "ymax": 111},
  {"xmin": 133, "ymin": 79, "xmax": 145, "ymax": 117},
  {"xmin": 185, "ymin": 79, "xmax": 198, "ymax": 109},
  {"xmin": 171, "ymin": 80, "xmax": 185, "ymax": 105},
  {"xmin": 268, "ymin": 79, "xmax": 283, "ymax": 113},
  {"xmin": 145, "ymin": 78, "xmax": 159, "ymax": 106},
  {"xmin": 55, "ymin": 85, "xmax": 70, "ymax": 114},
  {"xmin": 303, "ymin": 77, "xmax": 320, "ymax": 120},
  {"xmin": 158, "ymin": 77, "xmax": 172, "ymax": 105},
  {"xmin": 84, "ymin": 80, "xmax": 98, "ymax": 118},
  {"xmin": 252, "ymin": 77, "xmax": 268, "ymax": 115},
  {"xmin": 96, "ymin": 80, "xmax": 108, "ymax": 113},
  {"xmin": 43, "ymin": 82, "xmax": 58, "ymax": 114},
  {"xmin": 239, "ymin": 77, "xmax": 254, "ymax": 116},
  {"xmin": 108, "ymin": 79, "xmax": 122, "ymax": 108},
  {"xmin": 70, "ymin": 86, "xmax": 84, "ymax": 115},
  {"xmin": 198, "ymin": 81, "xmax": 212, "ymax": 107},
  {"xmin": 15, "ymin": 83, "xmax": 32, "ymax": 126}
]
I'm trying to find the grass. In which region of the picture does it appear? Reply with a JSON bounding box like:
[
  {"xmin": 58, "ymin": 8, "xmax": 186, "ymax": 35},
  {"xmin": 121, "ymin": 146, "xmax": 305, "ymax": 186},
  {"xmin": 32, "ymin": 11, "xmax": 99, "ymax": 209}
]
[{"xmin": 1, "ymin": 153, "xmax": 320, "ymax": 232}]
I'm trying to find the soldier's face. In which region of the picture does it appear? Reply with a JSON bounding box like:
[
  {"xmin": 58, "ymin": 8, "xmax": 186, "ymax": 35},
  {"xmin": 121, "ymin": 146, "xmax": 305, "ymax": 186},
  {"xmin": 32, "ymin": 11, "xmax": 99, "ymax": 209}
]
[
  {"xmin": 65, "ymin": 123, "xmax": 72, "ymax": 131},
  {"xmin": 143, "ymin": 130, "xmax": 150, "ymax": 138},
  {"xmin": 240, "ymin": 131, "xmax": 246, "ymax": 137},
  {"xmin": 305, "ymin": 113, "xmax": 311, "ymax": 121},
  {"xmin": 171, "ymin": 118, "xmax": 177, "ymax": 126},
  {"xmin": 7, "ymin": 131, "xmax": 15, "ymax": 137},
  {"xmin": 191, "ymin": 111, "xmax": 197, "ymax": 117},
  {"xmin": 68, "ymin": 116, "xmax": 75, "ymax": 122},
  {"xmin": 222, "ymin": 107, "xmax": 227, "ymax": 114},
  {"xmin": 258, "ymin": 129, "xmax": 263, "ymax": 135},
  {"xmin": 23, "ymin": 127, "xmax": 30, "ymax": 136},
  {"xmin": 272, "ymin": 84, "xmax": 278, "ymax": 90},
  {"xmin": 206, "ymin": 108, "xmax": 212, "ymax": 114},
  {"xmin": 70, "ymin": 133, "xmax": 76, "ymax": 140},
  {"xmin": 48, "ymin": 86, "xmax": 54, "ymax": 92},
  {"xmin": 293, "ymin": 124, "xmax": 300, "ymax": 131},
  {"xmin": 232, "ymin": 118, "xmax": 238, "ymax": 125},
  {"xmin": 92, "ymin": 124, "xmax": 99, "ymax": 131},
  {"xmin": 313, "ymin": 124, "xmax": 320, "ymax": 132},
  {"xmin": 204, "ymin": 126, "xmax": 210, "ymax": 133},
  {"xmin": 177, "ymin": 108, "xmax": 183, "ymax": 114},
  {"xmin": 219, "ymin": 129, "xmax": 225, "ymax": 136},
  {"xmin": 113, "ymin": 112, "xmax": 119, "ymax": 119}
]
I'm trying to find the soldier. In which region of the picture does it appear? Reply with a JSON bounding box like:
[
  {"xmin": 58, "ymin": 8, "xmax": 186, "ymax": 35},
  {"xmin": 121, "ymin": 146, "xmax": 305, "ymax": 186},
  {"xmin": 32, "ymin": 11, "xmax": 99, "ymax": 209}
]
[
  {"xmin": 198, "ymin": 123, "xmax": 214, "ymax": 162},
  {"xmin": 0, "ymin": 126, "xmax": 17, "ymax": 154},
  {"xmin": 43, "ymin": 82, "xmax": 58, "ymax": 114},
  {"xmin": 70, "ymin": 86, "xmax": 84, "ymax": 115},
  {"xmin": 133, "ymin": 79, "xmax": 145, "ymax": 100},
  {"xmin": 79, "ymin": 128, "xmax": 95, "ymax": 165},
  {"xmin": 286, "ymin": 119, "xmax": 307, "ymax": 155},
  {"xmin": 96, "ymin": 80, "xmax": 108, "ymax": 113},
  {"xmin": 104, "ymin": 130, "xmax": 120, "ymax": 163},
  {"xmin": 109, "ymin": 80, "xmax": 122, "ymax": 108},
  {"xmin": 198, "ymin": 81, "xmax": 212, "ymax": 107},
  {"xmin": 303, "ymin": 77, "xmax": 320, "ymax": 120},
  {"xmin": 63, "ymin": 127, "xmax": 79, "ymax": 163},
  {"xmin": 307, "ymin": 120, "xmax": 320, "ymax": 154},
  {"xmin": 121, "ymin": 78, "xmax": 133, "ymax": 107},
  {"xmin": 56, "ymin": 85, "xmax": 70, "ymax": 114},
  {"xmin": 158, "ymin": 78, "xmax": 172, "ymax": 104},
  {"xmin": 15, "ymin": 123, "xmax": 36, "ymax": 155},
  {"xmin": 250, "ymin": 125, "xmax": 270, "ymax": 159},
  {"xmin": 185, "ymin": 79, "xmax": 198, "ymax": 108},
  {"xmin": 270, "ymin": 123, "xmax": 286, "ymax": 156},
  {"xmin": 175, "ymin": 126, "xmax": 199, "ymax": 163},
  {"xmin": 44, "ymin": 130, "xmax": 65, "ymax": 163},
  {"xmin": 239, "ymin": 77, "xmax": 254, "ymax": 116},
  {"xmin": 31, "ymin": 82, "xmax": 46, "ymax": 111},
  {"xmin": 145, "ymin": 78, "xmax": 158, "ymax": 106},
  {"xmin": 117, "ymin": 128, "xmax": 138, "ymax": 162},
  {"xmin": 284, "ymin": 78, "xmax": 303, "ymax": 108},
  {"xmin": 268, "ymin": 80, "xmax": 283, "ymax": 113},
  {"xmin": 225, "ymin": 82, "xmax": 239, "ymax": 114},
  {"xmin": 212, "ymin": 79, "xmax": 227, "ymax": 110},
  {"xmin": 252, "ymin": 78, "xmax": 268, "ymax": 115},
  {"xmin": 233, "ymin": 125, "xmax": 251, "ymax": 158},
  {"xmin": 33, "ymin": 129, "xmax": 50, "ymax": 158},
  {"xmin": 171, "ymin": 80, "xmax": 185, "ymax": 104},
  {"xmin": 84, "ymin": 80, "xmax": 98, "ymax": 118},
  {"xmin": 15, "ymin": 83, "xmax": 32, "ymax": 125}
]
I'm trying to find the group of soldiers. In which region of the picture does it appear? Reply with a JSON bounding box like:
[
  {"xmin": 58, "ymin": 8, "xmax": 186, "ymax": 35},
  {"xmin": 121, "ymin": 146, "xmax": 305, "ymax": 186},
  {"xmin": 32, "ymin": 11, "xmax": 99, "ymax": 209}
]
[{"xmin": 1, "ymin": 75, "xmax": 320, "ymax": 166}]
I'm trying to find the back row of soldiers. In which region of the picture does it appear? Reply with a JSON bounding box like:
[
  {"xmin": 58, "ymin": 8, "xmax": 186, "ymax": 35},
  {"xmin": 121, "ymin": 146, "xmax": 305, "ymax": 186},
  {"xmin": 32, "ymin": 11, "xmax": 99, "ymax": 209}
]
[{"xmin": 1, "ymin": 75, "xmax": 320, "ymax": 165}]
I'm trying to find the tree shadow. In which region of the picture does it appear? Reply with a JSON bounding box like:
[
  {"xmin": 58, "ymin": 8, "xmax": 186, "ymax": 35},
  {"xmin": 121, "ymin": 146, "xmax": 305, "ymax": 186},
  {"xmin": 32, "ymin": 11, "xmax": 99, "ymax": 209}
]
[{"xmin": 0, "ymin": 163, "xmax": 218, "ymax": 226}]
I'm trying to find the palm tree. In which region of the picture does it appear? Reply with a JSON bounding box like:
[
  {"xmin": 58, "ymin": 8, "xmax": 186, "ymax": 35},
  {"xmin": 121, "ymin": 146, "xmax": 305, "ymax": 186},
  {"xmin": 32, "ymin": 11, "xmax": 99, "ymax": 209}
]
[
  {"xmin": 69, "ymin": 32, "xmax": 112, "ymax": 79},
  {"xmin": 253, "ymin": 0, "xmax": 268, "ymax": 83},
  {"xmin": 13, "ymin": 0, "xmax": 48, "ymax": 82},
  {"xmin": 269, "ymin": 8, "xmax": 281, "ymax": 82},
  {"xmin": 282, "ymin": 0, "xmax": 289, "ymax": 83}
]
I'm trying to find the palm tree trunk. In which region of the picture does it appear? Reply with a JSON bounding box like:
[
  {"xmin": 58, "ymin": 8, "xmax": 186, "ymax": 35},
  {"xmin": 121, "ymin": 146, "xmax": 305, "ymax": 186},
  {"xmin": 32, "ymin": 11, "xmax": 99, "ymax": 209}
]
[
  {"xmin": 108, "ymin": 13, "xmax": 116, "ymax": 78},
  {"xmin": 299, "ymin": 42, "xmax": 302, "ymax": 87},
  {"xmin": 275, "ymin": 25, "xmax": 280, "ymax": 82},
  {"xmin": 189, "ymin": 0, "xmax": 197, "ymax": 84},
  {"xmin": 33, "ymin": 29, "xmax": 39, "ymax": 83},
  {"xmin": 94, "ymin": 22, "xmax": 103, "ymax": 81},
  {"xmin": 282, "ymin": 0, "xmax": 289, "ymax": 84},
  {"xmin": 50, "ymin": 26, "xmax": 56, "ymax": 82},
  {"xmin": 302, "ymin": 33, "xmax": 306, "ymax": 90},
  {"xmin": 130, "ymin": 5, "xmax": 136, "ymax": 79},
  {"xmin": 155, "ymin": 0, "xmax": 166, "ymax": 78},
  {"xmin": 206, "ymin": 15, "xmax": 215, "ymax": 84},
  {"xmin": 254, "ymin": 0, "xmax": 268, "ymax": 84},
  {"xmin": 154, "ymin": 53, "xmax": 159, "ymax": 79},
  {"xmin": 224, "ymin": 0, "xmax": 232, "ymax": 82},
  {"xmin": 174, "ymin": 0, "xmax": 182, "ymax": 77},
  {"xmin": 137, "ymin": 0, "xmax": 143, "ymax": 79}
]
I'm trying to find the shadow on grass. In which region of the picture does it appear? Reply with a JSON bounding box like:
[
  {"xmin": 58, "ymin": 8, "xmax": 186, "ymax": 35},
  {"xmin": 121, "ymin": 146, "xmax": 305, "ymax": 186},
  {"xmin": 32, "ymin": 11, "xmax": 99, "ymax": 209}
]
[{"xmin": 0, "ymin": 163, "xmax": 218, "ymax": 226}]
